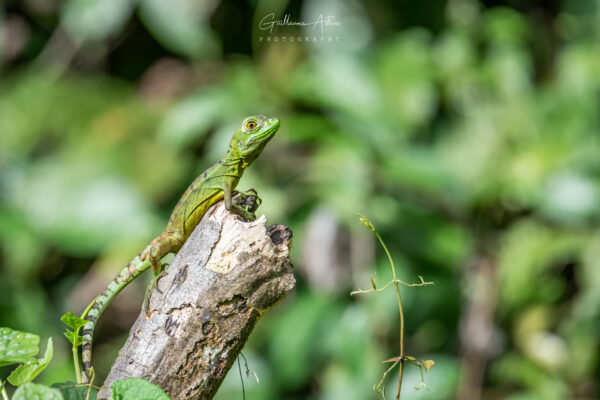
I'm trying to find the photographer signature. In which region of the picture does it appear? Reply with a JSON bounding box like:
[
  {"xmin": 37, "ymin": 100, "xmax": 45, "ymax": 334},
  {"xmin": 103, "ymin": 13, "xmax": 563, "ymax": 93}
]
[{"xmin": 259, "ymin": 13, "xmax": 341, "ymax": 34}]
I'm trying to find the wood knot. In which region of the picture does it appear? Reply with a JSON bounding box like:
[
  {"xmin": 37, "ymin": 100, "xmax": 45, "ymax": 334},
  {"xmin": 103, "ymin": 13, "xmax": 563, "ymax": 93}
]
[{"xmin": 266, "ymin": 225, "xmax": 293, "ymax": 247}]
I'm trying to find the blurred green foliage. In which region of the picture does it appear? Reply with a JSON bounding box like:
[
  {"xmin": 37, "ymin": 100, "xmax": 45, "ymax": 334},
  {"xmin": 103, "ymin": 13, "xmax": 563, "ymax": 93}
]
[{"xmin": 1, "ymin": 0, "xmax": 599, "ymax": 399}]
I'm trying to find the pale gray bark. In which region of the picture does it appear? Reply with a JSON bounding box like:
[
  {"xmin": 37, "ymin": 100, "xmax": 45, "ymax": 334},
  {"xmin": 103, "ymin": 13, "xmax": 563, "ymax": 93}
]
[{"xmin": 97, "ymin": 201, "xmax": 295, "ymax": 400}]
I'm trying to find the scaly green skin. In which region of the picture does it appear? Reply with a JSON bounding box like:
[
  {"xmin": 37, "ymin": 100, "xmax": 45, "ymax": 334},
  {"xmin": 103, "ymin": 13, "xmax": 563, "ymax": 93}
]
[{"xmin": 80, "ymin": 115, "xmax": 280, "ymax": 383}]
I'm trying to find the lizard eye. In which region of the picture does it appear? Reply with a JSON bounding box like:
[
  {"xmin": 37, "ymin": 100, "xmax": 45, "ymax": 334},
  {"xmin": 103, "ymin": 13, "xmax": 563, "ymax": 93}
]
[{"xmin": 245, "ymin": 120, "xmax": 257, "ymax": 131}]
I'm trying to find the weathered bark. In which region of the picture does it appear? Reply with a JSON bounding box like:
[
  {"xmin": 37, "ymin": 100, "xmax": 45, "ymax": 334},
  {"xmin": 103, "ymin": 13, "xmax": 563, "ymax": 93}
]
[{"xmin": 97, "ymin": 200, "xmax": 295, "ymax": 400}]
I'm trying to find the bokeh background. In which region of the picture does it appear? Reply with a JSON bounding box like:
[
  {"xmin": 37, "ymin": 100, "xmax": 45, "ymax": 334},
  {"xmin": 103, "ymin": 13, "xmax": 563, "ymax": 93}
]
[{"xmin": 1, "ymin": 0, "xmax": 599, "ymax": 399}]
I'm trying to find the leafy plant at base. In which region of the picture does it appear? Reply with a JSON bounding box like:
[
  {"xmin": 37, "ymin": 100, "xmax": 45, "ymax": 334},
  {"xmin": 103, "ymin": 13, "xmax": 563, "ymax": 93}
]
[
  {"xmin": 61, "ymin": 307, "xmax": 174, "ymax": 399},
  {"xmin": 49, "ymin": 378, "xmax": 171, "ymax": 400},
  {"xmin": 352, "ymin": 214, "xmax": 436, "ymax": 400},
  {"xmin": 0, "ymin": 327, "xmax": 54, "ymax": 399}
]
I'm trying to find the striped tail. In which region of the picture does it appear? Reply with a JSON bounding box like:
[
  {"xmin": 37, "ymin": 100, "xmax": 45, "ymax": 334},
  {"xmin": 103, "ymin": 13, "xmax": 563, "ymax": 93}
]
[{"xmin": 81, "ymin": 250, "xmax": 151, "ymax": 383}]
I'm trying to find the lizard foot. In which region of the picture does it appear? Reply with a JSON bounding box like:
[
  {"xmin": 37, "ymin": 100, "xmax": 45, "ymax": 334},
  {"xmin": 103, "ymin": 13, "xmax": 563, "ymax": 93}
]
[
  {"xmin": 140, "ymin": 234, "xmax": 181, "ymax": 274},
  {"xmin": 140, "ymin": 244, "xmax": 162, "ymax": 273},
  {"xmin": 231, "ymin": 188, "xmax": 261, "ymax": 221},
  {"xmin": 240, "ymin": 188, "xmax": 261, "ymax": 207}
]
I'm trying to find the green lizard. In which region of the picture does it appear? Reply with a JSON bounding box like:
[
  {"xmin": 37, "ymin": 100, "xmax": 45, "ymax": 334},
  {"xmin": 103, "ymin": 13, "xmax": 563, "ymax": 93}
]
[{"xmin": 80, "ymin": 115, "xmax": 280, "ymax": 383}]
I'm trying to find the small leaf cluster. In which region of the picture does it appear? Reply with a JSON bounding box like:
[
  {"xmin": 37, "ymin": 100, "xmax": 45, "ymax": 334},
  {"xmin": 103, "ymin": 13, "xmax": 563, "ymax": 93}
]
[
  {"xmin": 1, "ymin": 327, "xmax": 170, "ymax": 400},
  {"xmin": 61, "ymin": 312, "xmax": 88, "ymax": 348},
  {"xmin": 0, "ymin": 327, "xmax": 53, "ymax": 388}
]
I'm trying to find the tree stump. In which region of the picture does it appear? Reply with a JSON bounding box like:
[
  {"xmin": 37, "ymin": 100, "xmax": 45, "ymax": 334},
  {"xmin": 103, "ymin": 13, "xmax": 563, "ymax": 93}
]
[{"xmin": 97, "ymin": 200, "xmax": 295, "ymax": 400}]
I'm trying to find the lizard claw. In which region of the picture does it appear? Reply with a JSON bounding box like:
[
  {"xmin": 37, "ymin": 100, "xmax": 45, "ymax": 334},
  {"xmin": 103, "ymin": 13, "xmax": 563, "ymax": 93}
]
[
  {"xmin": 154, "ymin": 266, "xmax": 167, "ymax": 294},
  {"xmin": 142, "ymin": 266, "xmax": 167, "ymax": 316}
]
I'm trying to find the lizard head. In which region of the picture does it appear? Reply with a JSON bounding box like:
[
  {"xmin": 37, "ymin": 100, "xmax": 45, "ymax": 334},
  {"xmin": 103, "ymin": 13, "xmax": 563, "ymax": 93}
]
[{"xmin": 231, "ymin": 115, "xmax": 280, "ymax": 164}]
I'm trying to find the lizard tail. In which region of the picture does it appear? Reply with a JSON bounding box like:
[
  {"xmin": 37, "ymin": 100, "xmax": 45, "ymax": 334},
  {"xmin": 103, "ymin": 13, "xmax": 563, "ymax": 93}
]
[{"xmin": 81, "ymin": 250, "xmax": 150, "ymax": 383}]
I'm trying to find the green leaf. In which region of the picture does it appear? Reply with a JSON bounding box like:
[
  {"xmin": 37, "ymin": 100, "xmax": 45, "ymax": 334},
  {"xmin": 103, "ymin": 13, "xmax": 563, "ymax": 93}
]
[
  {"xmin": 12, "ymin": 382, "xmax": 63, "ymax": 400},
  {"xmin": 0, "ymin": 327, "xmax": 39, "ymax": 367},
  {"xmin": 113, "ymin": 378, "xmax": 171, "ymax": 400},
  {"xmin": 61, "ymin": 312, "xmax": 88, "ymax": 346},
  {"xmin": 63, "ymin": 330, "xmax": 82, "ymax": 347},
  {"xmin": 51, "ymin": 381, "xmax": 98, "ymax": 400},
  {"xmin": 8, "ymin": 337, "xmax": 53, "ymax": 386},
  {"xmin": 61, "ymin": 312, "xmax": 89, "ymax": 331}
]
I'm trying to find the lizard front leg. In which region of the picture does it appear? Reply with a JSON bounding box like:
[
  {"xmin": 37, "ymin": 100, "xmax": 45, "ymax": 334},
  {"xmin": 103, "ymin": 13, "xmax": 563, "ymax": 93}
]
[{"xmin": 141, "ymin": 232, "xmax": 183, "ymax": 273}]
